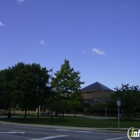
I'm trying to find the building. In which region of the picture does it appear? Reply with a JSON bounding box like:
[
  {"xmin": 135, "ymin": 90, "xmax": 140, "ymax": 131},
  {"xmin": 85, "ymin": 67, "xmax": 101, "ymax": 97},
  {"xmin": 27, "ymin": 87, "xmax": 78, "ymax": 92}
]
[{"xmin": 81, "ymin": 82, "xmax": 114, "ymax": 105}]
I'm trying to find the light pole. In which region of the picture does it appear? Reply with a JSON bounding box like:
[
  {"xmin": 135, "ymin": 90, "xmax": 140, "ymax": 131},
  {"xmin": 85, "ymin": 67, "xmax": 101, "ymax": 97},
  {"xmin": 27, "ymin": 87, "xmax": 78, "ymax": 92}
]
[{"xmin": 117, "ymin": 97, "xmax": 121, "ymax": 129}]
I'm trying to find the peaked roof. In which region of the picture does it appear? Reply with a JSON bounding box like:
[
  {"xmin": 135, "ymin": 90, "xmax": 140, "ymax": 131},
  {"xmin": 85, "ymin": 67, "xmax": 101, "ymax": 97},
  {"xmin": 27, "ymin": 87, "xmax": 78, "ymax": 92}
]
[{"xmin": 81, "ymin": 82, "xmax": 113, "ymax": 92}]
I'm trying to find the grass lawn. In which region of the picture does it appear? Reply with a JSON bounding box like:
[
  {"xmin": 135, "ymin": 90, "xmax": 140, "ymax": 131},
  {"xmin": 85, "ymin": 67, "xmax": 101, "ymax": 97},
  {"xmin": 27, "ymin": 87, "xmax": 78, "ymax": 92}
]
[{"xmin": 0, "ymin": 116, "xmax": 140, "ymax": 128}]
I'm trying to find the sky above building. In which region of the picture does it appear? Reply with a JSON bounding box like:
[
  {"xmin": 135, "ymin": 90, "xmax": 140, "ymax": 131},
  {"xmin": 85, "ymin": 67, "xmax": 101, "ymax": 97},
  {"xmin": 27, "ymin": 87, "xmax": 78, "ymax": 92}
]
[{"xmin": 0, "ymin": 0, "xmax": 140, "ymax": 89}]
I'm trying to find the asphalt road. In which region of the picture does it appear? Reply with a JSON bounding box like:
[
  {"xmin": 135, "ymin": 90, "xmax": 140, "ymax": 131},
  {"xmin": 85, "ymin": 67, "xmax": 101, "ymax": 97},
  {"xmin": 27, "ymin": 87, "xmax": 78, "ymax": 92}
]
[{"xmin": 0, "ymin": 124, "xmax": 129, "ymax": 140}]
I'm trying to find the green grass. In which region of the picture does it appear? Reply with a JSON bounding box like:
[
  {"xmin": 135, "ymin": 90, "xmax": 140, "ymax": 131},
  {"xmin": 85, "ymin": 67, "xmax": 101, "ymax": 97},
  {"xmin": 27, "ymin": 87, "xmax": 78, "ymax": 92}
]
[{"xmin": 0, "ymin": 116, "xmax": 140, "ymax": 128}]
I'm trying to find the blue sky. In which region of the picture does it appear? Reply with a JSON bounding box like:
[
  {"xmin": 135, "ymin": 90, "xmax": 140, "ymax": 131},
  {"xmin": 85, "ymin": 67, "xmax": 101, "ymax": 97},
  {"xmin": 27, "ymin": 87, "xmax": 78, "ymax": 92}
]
[{"xmin": 0, "ymin": 0, "xmax": 140, "ymax": 89}]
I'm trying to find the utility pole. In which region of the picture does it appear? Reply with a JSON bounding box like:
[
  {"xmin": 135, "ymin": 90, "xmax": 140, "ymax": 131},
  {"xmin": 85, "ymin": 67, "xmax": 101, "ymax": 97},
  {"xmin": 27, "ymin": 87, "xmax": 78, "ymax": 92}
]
[{"xmin": 117, "ymin": 97, "xmax": 121, "ymax": 129}]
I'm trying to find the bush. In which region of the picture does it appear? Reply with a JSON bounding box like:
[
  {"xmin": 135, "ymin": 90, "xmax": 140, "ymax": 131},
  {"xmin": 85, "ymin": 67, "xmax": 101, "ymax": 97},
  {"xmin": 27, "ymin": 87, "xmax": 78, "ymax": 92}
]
[
  {"xmin": 83, "ymin": 107, "xmax": 90, "ymax": 114},
  {"xmin": 89, "ymin": 103, "xmax": 106, "ymax": 113}
]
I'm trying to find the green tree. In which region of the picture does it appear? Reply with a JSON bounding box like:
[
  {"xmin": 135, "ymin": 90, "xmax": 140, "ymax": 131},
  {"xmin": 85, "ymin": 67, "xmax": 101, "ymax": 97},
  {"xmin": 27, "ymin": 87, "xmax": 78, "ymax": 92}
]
[
  {"xmin": 89, "ymin": 103, "xmax": 107, "ymax": 114},
  {"xmin": 51, "ymin": 59, "xmax": 84, "ymax": 119},
  {"xmin": 0, "ymin": 68, "xmax": 14, "ymax": 118},
  {"xmin": 108, "ymin": 84, "xmax": 140, "ymax": 118},
  {"xmin": 30, "ymin": 63, "xmax": 50, "ymax": 118},
  {"xmin": 68, "ymin": 91, "xmax": 84, "ymax": 116},
  {"xmin": 11, "ymin": 62, "xmax": 50, "ymax": 119}
]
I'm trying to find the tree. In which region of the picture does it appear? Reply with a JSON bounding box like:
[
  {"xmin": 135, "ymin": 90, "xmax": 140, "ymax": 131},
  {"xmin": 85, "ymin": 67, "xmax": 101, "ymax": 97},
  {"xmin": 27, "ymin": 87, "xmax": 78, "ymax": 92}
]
[
  {"xmin": 0, "ymin": 68, "xmax": 14, "ymax": 118},
  {"xmin": 51, "ymin": 59, "xmax": 84, "ymax": 119},
  {"xmin": 30, "ymin": 63, "xmax": 50, "ymax": 118},
  {"xmin": 11, "ymin": 62, "xmax": 50, "ymax": 119},
  {"xmin": 67, "ymin": 91, "xmax": 84, "ymax": 116},
  {"xmin": 89, "ymin": 103, "xmax": 107, "ymax": 114},
  {"xmin": 108, "ymin": 84, "xmax": 140, "ymax": 118}
]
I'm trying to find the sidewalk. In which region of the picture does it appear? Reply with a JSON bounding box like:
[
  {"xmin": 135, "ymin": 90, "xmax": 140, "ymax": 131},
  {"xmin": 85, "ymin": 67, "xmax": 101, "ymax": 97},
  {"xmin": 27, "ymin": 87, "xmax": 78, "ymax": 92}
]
[
  {"xmin": 64, "ymin": 114, "xmax": 117, "ymax": 120},
  {"xmin": 0, "ymin": 114, "xmax": 117, "ymax": 119}
]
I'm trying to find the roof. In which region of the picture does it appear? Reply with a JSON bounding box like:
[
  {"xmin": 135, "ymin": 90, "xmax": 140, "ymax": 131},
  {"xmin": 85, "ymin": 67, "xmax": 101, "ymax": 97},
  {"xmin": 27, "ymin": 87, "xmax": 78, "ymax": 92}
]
[{"xmin": 81, "ymin": 82, "xmax": 113, "ymax": 92}]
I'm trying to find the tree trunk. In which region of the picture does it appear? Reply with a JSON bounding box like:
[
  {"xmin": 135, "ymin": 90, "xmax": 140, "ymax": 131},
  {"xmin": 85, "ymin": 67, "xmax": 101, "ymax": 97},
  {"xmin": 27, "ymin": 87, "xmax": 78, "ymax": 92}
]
[
  {"xmin": 37, "ymin": 106, "xmax": 40, "ymax": 119},
  {"xmin": 28, "ymin": 110, "xmax": 29, "ymax": 116},
  {"xmin": 62, "ymin": 111, "xmax": 64, "ymax": 119},
  {"xmin": 24, "ymin": 109, "xmax": 27, "ymax": 119},
  {"xmin": 51, "ymin": 111, "xmax": 53, "ymax": 124},
  {"xmin": 55, "ymin": 111, "xmax": 58, "ymax": 116},
  {"xmin": 74, "ymin": 112, "xmax": 76, "ymax": 117},
  {"xmin": 8, "ymin": 106, "xmax": 11, "ymax": 119},
  {"xmin": 128, "ymin": 113, "xmax": 131, "ymax": 120},
  {"xmin": 59, "ymin": 112, "xmax": 62, "ymax": 120}
]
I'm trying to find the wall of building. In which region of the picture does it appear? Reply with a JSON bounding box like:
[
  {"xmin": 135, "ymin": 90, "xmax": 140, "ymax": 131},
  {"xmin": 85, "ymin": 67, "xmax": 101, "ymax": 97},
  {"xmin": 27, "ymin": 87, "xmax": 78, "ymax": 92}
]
[{"xmin": 82, "ymin": 90, "xmax": 114, "ymax": 105}]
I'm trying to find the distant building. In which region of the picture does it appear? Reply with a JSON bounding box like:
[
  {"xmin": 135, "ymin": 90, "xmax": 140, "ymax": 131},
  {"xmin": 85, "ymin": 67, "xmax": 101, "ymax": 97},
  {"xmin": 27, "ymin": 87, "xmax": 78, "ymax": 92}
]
[{"xmin": 81, "ymin": 82, "xmax": 114, "ymax": 105}]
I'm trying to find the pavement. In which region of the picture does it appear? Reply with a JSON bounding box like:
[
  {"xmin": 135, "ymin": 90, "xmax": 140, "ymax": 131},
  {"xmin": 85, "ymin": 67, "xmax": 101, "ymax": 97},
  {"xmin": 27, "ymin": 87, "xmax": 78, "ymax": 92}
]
[
  {"xmin": 0, "ymin": 114, "xmax": 129, "ymax": 133},
  {"xmin": 0, "ymin": 122, "xmax": 129, "ymax": 140},
  {"xmin": 0, "ymin": 120, "xmax": 128, "ymax": 133},
  {"xmin": 0, "ymin": 114, "xmax": 137, "ymax": 139}
]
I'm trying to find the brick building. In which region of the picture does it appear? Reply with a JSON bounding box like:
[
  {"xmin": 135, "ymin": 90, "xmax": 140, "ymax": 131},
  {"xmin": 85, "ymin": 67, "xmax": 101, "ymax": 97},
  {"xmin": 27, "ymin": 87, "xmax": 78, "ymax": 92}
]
[{"xmin": 81, "ymin": 82, "xmax": 114, "ymax": 105}]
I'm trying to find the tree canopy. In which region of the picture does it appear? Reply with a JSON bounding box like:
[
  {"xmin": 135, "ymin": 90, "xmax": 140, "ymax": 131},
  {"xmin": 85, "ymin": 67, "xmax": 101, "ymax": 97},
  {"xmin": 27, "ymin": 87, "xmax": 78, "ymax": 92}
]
[
  {"xmin": 51, "ymin": 59, "xmax": 84, "ymax": 118},
  {"xmin": 0, "ymin": 62, "xmax": 51, "ymax": 118},
  {"xmin": 0, "ymin": 60, "xmax": 84, "ymax": 119},
  {"xmin": 108, "ymin": 84, "xmax": 140, "ymax": 117},
  {"xmin": 0, "ymin": 67, "xmax": 14, "ymax": 118}
]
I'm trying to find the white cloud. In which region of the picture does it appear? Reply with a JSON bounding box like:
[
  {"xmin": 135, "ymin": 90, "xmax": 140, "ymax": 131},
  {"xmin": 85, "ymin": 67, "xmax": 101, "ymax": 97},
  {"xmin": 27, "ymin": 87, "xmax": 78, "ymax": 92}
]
[
  {"xmin": 17, "ymin": 0, "xmax": 24, "ymax": 5},
  {"xmin": 92, "ymin": 48, "xmax": 105, "ymax": 55},
  {"xmin": 0, "ymin": 22, "xmax": 5, "ymax": 27},
  {"xmin": 40, "ymin": 39, "xmax": 45, "ymax": 45},
  {"xmin": 83, "ymin": 47, "xmax": 89, "ymax": 53},
  {"xmin": 83, "ymin": 50, "xmax": 86, "ymax": 53}
]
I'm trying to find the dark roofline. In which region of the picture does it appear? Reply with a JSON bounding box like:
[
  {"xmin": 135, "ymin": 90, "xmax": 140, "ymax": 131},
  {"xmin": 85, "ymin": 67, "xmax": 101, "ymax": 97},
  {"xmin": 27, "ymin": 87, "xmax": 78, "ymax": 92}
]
[{"xmin": 81, "ymin": 82, "xmax": 114, "ymax": 92}]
